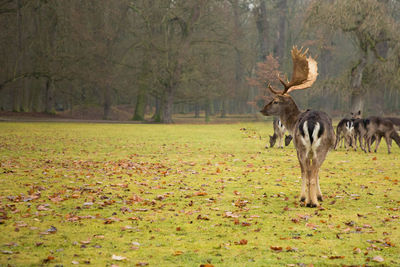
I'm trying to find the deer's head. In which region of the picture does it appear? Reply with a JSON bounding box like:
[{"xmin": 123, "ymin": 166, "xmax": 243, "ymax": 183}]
[
  {"xmin": 260, "ymin": 47, "xmax": 318, "ymax": 117},
  {"xmin": 269, "ymin": 134, "xmax": 277, "ymax": 147},
  {"xmin": 350, "ymin": 110, "xmax": 362, "ymax": 119}
]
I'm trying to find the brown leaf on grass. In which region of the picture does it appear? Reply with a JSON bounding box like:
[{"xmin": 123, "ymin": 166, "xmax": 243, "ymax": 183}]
[
  {"xmin": 291, "ymin": 218, "xmax": 300, "ymax": 223},
  {"xmin": 104, "ymin": 217, "xmax": 121, "ymax": 224},
  {"xmin": 285, "ymin": 246, "xmax": 298, "ymax": 252},
  {"xmin": 234, "ymin": 199, "xmax": 248, "ymax": 208},
  {"xmin": 305, "ymin": 223, "xmax": 318, "ymax": 229},
  {"xmin": 173, "ymin": 251, "xmax": 183, "ymax": 256},
  {"xmin": 128, "ymin": 216, "xmax": 141, "ymax": 221},
  {"xmin": 234, "ymin": 239, "xmax": 248, "ymax": 245},
  {"xmin": 241, "ymin": 221, "xmax": 251, "ymax": 227},
  {"xmin": 328, "ymin": 256, "xmax": 345, "ymax": 259},
  {"xmin": 196, "ymin": 215, "xmax": 210, "ymax": 220},
  {"xmin": 42, "ymin": 256, "xmax": 55, "ymax": 263},
  {"xmin": 193, "ymin": 192, "xmax": 208, "ymax": 196},
  {"xmin": 224, "ymin": 211, "xmax": 239, "ymax": 218},
  {"xmin": 135, "ymin": 262, "xmax": 149, "ymax": 266},
  {"xmin": 200, "ymin": 264, "xmax": 214, "ymax": 267},
  {"xmin": 37, "ymin": 204, "xmax": 50, "ymax": 211},
  {"xmin": 270, "ymin": 246, "xmax": 282, "ymax": 251},
  {"xmin": 49, "ymin": 196, "xmax": 64, "ymax": 203}
]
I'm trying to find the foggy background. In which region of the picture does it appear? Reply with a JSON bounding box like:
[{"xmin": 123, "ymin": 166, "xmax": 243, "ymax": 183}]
[{"xmin": 1, "ymin": 0, "xmax": 399, "ymax": 123}]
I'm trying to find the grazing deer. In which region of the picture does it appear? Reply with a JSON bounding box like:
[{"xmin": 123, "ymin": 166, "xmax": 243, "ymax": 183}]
[
  {"xmin": 386, "ymin": 117, "xmax": 400, "ymax": 132},
  {"xmin": 268, "ymin": 118, "xmax": 292, "ymax": 148},
  {"xmin": 350, "ymin": 111, "xmax": 369, "ymax": 152},
  {"xmin": 353, "ymin": 118, "xmax": 368, "ymax": 152},
  {"xmin": 334, "ymin": 118, "xmax": 355, "ymax": 150},
  {"xmin": 260, "ymin": 47, "xmax": 335, "ymax": 207},
  {"xmin": 285, "ymin": 134, "xmax": 293, "ymax": 146},
  {"xmin": 364, "ymin": 116, "xmax": 400, "ymax": 154}
]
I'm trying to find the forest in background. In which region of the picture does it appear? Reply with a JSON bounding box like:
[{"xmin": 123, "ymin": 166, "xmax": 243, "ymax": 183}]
[{"xmin": 1, "ymin": 0, "xmax": 400, "ymax": 123}]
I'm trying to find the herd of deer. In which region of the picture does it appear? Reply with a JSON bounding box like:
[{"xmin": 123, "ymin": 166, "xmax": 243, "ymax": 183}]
[
  {"xmin": 260, "ymin": 46, "xmax": 400, "ymax": 208},
  {"xmin": 268, "ymin": 112, "xmax": 400, "ymax": 154}
]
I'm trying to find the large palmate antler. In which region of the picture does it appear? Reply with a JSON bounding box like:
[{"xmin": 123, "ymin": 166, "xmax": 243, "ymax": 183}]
[{"xmin": 267, "ymin": 46, "xmax": 318, "ymax": 95}]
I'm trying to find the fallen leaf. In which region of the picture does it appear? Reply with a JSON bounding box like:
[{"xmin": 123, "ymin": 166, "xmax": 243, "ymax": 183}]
[
  {"xmin": 112, "ymin": 255, "xmax": 127, "ymax": 261},
  {"xmin": 329, "ymin": 256, "xmax": 345, "ymax": 259},
  {"xmin": 270, "ymin": 246, "xmax": 282, "ymax": 251},
  {"xmin": 372, "ymin": 256, "xmax": 384, "ymax": 262},
  {"xmin": 235, "ymin": 239, "xmax": 248, "ymax": 245},
  {"xmin": 47, "ymin": 226, "xmax": 57, "ymax": 234}
]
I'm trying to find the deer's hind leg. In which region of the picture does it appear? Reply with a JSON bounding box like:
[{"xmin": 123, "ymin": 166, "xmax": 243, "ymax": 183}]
[
  {"xmin": 384, "ymin": 133, "xmax": 392, "ymax": 154},
  {"xmin": 374, "ymin": 135, "xmax": 382, "ymax": 153},
  {"xmin": 308, "ymin": 149, "xmax": 329, "ymax": 207},
  {"xmin": 316, "ymin": 173, "xmax": 323, "ymax": 202},
  {"xmin": 297, "ymin": 150, "xmax": 307, "ymax": 203}
]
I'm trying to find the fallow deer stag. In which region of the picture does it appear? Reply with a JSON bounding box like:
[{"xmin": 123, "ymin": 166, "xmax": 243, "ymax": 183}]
[{"xmin": 260, "ymin": 47, "xmax": 335, "ymax": 207}]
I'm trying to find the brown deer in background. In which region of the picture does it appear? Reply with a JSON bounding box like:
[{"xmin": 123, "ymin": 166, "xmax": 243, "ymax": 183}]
[
  {"xmin": 364, "ymin": 116, "xmax": 400, "ymax": 154},
  {"xmin": 260, "ymin": 47, "xmax": 335, "ymax": 207},
  {"xmin": 351, "ymin": 111, "xmax": 368, "ymax": 152}
]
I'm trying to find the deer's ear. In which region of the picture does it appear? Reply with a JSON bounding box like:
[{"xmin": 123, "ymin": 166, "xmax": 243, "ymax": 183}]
[{"xmin": 276, "ymin": 95, "xmax": 286, "ymax": 101}]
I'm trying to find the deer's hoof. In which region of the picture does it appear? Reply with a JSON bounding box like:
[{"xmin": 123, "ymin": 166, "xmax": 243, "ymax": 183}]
[
  {"xmin": 306, "ymin": 203, "xmax": 318, "ymax": 208},
  {"xmin": 300, "ymin": 196, "xmax": 306, "ymax": 202},
  {"xmin": 317, "ymin": 196, "xmax": 323, "ymax": 202}
]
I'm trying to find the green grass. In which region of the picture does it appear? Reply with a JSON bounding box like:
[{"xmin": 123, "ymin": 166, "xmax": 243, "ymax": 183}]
[{"xmin": 0, "ymin": 122, "xmax": 399, "ymax": 266}]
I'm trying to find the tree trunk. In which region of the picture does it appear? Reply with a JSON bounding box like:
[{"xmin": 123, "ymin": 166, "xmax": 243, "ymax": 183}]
[
  {"xmin": 162, "ymin": 87, "xmax": 174, "ymax": 123},
  {"xmin": 103, "ymin": 86, "xmax": 112, "ymax": 120},
  {"xmin": 132, "ymin": 86, "xmax": 147, "ymax": 121},
  {"xmin": 274, "ymin": 0, "xmax": 287, "ymax": 62},
  {"xmin": 220, "ymin": 99, "xmax": 227, "ymax": 118},
  {"xmin": 194, "ymin": 102, "xmax": 200, "ymax": 118},
  {"xmin": 45, "ymin": 78, "xmax": 55, "ymax": 114},
  {"xmin": 151, "ymin": 97, "xmax": 161, "ymax": 122},
  {"xmin": 254, "ymin": 0, "xmax": 269, "ymax": 60},
  {"xmin": 12, "ymin": 86, "xmax": 21, "ymax": 112},
  {"xmin": 350, "ymin": 54, "xmax": 367, "ymax": 115},
  {"xmin": 205, "ymin": 98, "xmax": 210, "ymax": 122}
]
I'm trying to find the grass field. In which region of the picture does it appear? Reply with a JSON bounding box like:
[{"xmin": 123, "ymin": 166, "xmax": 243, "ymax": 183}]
[{"xmin": 0, "ymin": 122, "xmax": 399, "ymax": 266}]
